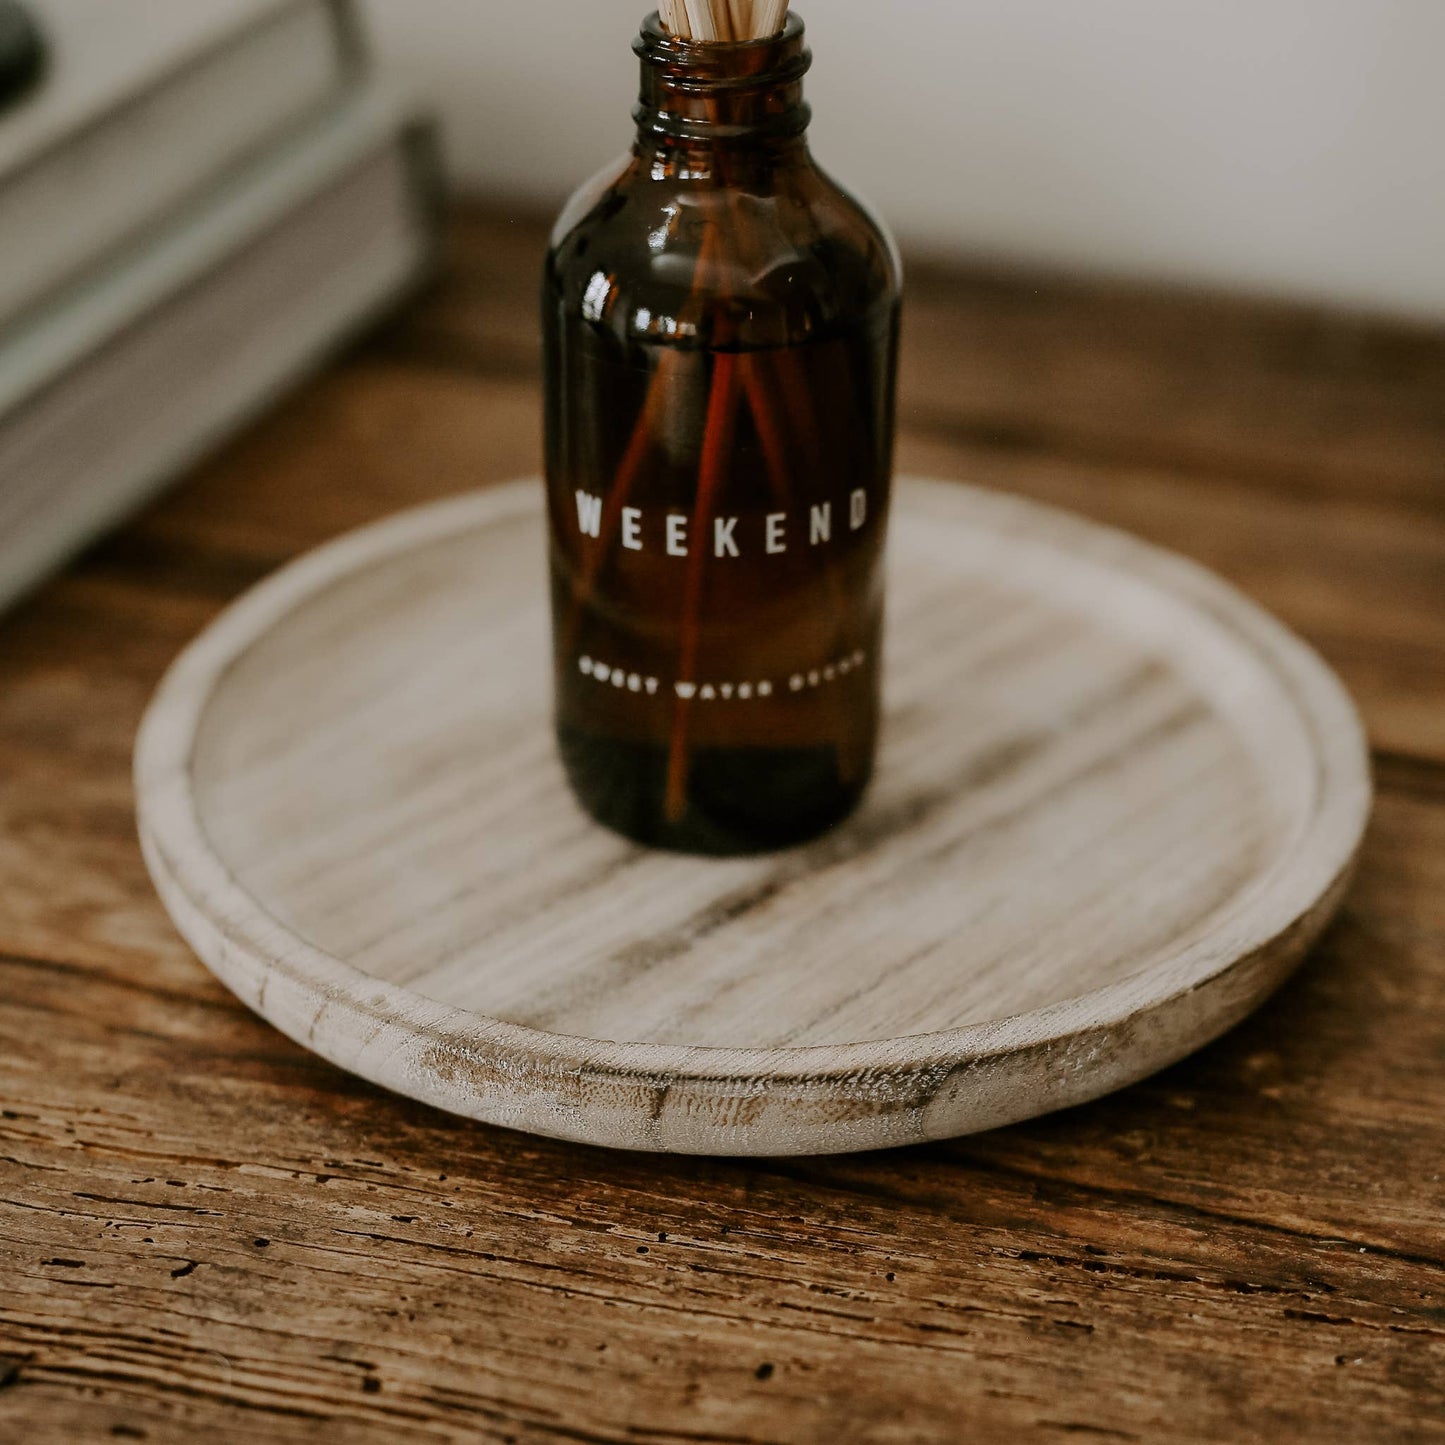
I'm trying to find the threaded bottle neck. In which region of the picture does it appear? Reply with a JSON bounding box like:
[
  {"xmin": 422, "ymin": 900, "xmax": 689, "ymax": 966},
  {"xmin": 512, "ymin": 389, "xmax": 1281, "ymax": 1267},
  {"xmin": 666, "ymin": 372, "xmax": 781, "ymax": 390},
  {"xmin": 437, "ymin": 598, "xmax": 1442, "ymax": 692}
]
[{"xmin": 634, "ymin": 11, "xmax": 812, "ymax": 144}]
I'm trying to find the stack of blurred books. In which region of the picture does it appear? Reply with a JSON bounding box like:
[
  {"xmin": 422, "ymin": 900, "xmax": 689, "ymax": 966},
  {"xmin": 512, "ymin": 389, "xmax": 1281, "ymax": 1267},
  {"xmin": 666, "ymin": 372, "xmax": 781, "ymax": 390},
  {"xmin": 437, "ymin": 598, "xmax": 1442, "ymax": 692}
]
[{"xmin": 0, "ymin": 0, "xmax": 440, "ymax": 609}]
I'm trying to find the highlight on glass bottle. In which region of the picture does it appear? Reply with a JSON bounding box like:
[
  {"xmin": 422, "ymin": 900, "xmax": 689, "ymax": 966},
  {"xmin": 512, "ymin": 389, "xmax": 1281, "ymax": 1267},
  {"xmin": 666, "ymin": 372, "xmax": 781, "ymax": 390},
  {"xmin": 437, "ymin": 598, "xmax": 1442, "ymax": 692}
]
[{"xmin": 543, "ymin": 9, "xmax": 902, "ymax": 855}]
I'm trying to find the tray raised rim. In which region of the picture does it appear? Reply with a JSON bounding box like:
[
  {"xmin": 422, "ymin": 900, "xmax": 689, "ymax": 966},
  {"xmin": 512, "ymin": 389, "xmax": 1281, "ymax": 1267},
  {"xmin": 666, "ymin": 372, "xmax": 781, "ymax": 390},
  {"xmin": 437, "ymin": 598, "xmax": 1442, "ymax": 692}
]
[{"xmin": 135, "ymin": 477, "xmax": 1372, "ymax": 1155}]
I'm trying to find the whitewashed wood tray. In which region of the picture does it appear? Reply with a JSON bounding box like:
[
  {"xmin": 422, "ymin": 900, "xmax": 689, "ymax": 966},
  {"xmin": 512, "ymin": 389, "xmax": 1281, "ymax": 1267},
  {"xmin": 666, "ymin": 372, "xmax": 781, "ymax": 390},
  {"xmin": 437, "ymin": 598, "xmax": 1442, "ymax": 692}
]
[{"xmin": 135, "ymin": 478, "xmax": 1372, "ymax": 1157}]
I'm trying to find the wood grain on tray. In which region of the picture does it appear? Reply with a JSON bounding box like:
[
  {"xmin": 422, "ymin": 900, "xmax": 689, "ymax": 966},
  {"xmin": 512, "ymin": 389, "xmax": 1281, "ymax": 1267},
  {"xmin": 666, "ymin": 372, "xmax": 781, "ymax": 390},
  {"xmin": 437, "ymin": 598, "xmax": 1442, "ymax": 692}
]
[{"xmin": 134, "ymin": 478, "xmax": 1368, "ymax": 1156}]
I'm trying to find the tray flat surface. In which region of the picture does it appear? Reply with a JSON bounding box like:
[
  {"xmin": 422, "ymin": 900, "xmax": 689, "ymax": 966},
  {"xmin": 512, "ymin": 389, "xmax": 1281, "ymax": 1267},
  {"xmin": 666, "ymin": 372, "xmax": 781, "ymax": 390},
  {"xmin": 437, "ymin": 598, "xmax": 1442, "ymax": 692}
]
[{"xmin": 135, "ymin": 477, "xmax": 1371, "ymax": 1155}]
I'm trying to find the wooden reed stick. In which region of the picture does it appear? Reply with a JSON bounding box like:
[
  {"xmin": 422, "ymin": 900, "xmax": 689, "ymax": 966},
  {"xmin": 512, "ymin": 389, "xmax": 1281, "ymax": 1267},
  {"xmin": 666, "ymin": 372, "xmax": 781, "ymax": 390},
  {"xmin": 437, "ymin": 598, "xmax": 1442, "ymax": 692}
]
[
  {"xmin": 660, "ymin": 0, "xmax": 788, "ymax": 42},
  {"xmin": 754, "ymin": 1, "xmax": 789, "ymax": 36},
  {"xmin": 659, "ymin": 0, "xmax": 690, "ymax": 38},
  {"xmin": 665, "ymin": 351, "xmax": 741, "ymax": 820},
  {"xmin": 683, "ymin": 0, "xmax": 717, "ymax": 41}
]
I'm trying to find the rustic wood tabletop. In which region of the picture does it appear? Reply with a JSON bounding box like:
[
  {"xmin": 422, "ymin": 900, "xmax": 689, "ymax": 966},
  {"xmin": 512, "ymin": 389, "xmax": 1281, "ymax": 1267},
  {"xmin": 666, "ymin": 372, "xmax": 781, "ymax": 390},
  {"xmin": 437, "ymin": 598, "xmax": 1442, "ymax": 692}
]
[{"xmin": 2, "ymin": 206, "xmax": 1442, "ymax": 1443}]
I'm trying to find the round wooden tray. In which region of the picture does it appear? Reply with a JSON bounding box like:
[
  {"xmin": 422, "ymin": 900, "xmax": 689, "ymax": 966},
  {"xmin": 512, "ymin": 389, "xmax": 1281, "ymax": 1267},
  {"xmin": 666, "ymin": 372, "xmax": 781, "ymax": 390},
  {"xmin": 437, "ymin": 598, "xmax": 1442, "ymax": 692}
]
[{"xmin": 135, "ymin": 478, "xmax": 1371, "ymax": 1157}]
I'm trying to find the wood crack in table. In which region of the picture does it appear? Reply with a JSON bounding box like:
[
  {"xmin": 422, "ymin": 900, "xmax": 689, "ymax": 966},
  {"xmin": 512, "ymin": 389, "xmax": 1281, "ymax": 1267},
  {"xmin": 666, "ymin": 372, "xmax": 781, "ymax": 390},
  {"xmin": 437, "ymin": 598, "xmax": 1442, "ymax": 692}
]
[{"xmin": 1, "ymin": 205, "xmax": 1441, "ymax": 1444}]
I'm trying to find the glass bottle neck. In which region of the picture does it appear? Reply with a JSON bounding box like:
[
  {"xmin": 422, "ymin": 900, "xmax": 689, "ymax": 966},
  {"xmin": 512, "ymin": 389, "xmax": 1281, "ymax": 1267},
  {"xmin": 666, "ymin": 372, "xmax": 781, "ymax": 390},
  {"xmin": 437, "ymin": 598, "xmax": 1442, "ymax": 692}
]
[{"xmin": 633, "ymin": 11, "xmax": 812, "ymax": 152}]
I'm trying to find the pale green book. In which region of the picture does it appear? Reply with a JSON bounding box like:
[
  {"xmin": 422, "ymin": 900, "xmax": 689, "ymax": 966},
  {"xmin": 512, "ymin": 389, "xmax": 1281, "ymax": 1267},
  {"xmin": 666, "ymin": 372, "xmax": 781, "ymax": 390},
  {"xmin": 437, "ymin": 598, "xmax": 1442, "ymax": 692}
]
[
  {"xmin": 0, "ymin": 0, "xmax": 364, "ymax": 334},
  {"xmin": 0, "ymin": 84, "xmax": 440, "ymax": 610}
]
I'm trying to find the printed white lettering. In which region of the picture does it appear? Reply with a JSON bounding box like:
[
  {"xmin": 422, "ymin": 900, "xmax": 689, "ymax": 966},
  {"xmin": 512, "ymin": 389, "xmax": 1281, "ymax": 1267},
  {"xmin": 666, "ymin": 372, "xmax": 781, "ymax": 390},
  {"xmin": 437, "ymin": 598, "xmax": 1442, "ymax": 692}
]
[
  {"xmin": 582, "ymin": 658, "xmax": 855, "ymax": 704},
  {"xmin": 576, "ymin": 489, "xmax": 870, "ymax": 558},
  {"xmin": 576, "ymin": 491, "xmax": 603, "ymax": 538}
]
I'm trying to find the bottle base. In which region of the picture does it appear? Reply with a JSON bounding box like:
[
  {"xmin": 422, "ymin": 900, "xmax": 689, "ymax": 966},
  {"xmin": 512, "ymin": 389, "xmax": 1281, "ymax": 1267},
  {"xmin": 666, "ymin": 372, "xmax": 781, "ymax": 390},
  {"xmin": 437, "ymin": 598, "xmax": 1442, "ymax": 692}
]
[{"xmin": 557, "ymin": 724, "xmax": 871, "ymax": 856}]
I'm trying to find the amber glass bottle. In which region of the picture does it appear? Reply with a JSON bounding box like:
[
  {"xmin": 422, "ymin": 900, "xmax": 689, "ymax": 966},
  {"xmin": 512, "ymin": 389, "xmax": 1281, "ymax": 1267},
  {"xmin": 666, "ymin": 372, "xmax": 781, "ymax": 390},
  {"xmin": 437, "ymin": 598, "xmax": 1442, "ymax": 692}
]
[{"xmin": 543, "ymin": 11, "xmax": 901, "ymax": 855}]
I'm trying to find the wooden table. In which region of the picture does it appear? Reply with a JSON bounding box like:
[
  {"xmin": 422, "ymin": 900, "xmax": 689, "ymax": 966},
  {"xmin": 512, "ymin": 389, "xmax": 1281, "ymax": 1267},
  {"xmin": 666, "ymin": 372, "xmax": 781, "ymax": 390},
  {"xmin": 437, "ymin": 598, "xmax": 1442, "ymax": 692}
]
[{"xmin": 2, "ymin": 207, "xmax": 1442, "ymax": 1444}]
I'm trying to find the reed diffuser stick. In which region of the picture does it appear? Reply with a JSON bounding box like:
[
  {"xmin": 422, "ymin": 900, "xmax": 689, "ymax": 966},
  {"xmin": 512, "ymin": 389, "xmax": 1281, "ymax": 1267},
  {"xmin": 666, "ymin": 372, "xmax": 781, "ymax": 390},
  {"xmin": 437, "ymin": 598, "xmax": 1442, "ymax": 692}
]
[
  {"xmin": 665, "ymin": 351, "xmax": 741, "ymax": 818},
  {"xmin": 661, "ymin": 0, "xmax": 789, "ymax": 42},
  {"xmin": 683, "ymin": 1, "xmax": 718, "ymax": 41},
  {"xmin": 754, "ymin": 1, "xmax": 789, "ymax": 37}
]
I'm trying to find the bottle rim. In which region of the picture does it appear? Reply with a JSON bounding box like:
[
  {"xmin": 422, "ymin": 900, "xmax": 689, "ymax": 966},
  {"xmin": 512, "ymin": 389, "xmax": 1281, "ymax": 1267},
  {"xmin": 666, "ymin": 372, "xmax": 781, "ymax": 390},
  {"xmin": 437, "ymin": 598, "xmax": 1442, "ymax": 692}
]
[{"xmin": 636, "ymin": 10, "xmax": 811, "ymax": 92}]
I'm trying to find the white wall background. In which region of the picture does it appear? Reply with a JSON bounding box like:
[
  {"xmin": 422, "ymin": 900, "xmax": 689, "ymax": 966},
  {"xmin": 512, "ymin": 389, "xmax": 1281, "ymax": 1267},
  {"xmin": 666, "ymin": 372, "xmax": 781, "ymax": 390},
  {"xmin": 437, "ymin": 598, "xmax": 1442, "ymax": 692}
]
[{"xmin": 363, "ymin": 0, "xmax": 1445, "ymax": 319}]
